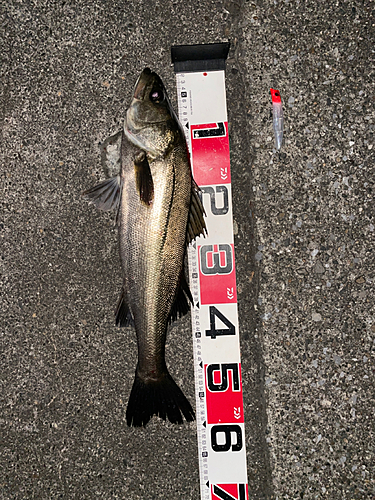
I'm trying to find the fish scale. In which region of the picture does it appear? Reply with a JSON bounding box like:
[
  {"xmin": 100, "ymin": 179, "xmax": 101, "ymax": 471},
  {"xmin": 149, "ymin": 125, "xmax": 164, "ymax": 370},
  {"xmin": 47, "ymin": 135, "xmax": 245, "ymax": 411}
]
[{"xmin": 120, "ymin": 150, "xmax": 189, "ymax": 377}]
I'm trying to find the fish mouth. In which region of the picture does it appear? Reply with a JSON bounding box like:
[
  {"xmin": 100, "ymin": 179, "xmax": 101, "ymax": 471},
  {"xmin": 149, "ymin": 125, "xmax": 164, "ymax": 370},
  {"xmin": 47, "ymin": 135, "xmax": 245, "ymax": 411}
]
[{"xmin": 133, "ymin": 68, "xmax": 153, "ymax": 100}]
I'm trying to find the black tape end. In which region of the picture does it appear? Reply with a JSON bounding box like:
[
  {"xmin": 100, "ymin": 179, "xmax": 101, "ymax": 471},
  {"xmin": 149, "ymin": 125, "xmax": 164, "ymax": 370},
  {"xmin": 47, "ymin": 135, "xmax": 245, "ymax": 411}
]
[{"xmin": 171, "ymin": 42, "xmax": 230, "ymax": 73}]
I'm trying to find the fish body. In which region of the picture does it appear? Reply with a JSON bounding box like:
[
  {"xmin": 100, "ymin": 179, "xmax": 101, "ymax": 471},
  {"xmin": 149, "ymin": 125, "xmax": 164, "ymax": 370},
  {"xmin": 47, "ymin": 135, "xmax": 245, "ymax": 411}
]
[{"xmin": 83, "ymin": 69, "xmax": 206, "ymax": 427}]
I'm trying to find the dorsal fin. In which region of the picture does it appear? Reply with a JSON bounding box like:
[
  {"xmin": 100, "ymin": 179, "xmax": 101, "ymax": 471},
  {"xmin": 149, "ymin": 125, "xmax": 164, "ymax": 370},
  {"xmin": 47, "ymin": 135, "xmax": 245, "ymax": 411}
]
[{"xmin": 186, "ymin": 178, "xmax": 207, "ymax": 245}]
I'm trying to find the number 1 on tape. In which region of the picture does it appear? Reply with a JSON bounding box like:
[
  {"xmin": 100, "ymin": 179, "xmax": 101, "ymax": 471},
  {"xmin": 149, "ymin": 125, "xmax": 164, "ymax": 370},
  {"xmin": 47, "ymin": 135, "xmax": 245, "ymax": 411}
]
[{"xmin": 171, "ymin": 43, "xmax": 249, "ymax": 500}]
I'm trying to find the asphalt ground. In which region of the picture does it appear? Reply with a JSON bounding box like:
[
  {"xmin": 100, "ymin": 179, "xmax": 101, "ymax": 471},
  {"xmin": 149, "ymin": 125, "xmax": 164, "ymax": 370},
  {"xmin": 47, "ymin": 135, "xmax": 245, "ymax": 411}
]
[{"xmin": 1, "ymin": 0, "xmax": 374, "ymax": 499}]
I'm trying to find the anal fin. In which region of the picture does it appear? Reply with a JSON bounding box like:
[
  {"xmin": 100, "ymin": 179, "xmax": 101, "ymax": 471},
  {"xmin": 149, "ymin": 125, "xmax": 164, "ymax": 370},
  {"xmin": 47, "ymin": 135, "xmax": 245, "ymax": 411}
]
[
  {"xmin": 115, "ymin": 288, "xmax": 135, "ymax": 327},
  {"xmin": 168, "ymin": 272, "xmax": 193, "ymax": 324}
]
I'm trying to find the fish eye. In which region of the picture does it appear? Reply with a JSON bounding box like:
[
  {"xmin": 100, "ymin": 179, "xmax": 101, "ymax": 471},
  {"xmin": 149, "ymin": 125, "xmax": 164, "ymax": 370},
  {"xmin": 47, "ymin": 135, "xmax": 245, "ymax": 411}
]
[{"xmin": 149, "ymin": 89, "xmax": 164, "ymax": 103}]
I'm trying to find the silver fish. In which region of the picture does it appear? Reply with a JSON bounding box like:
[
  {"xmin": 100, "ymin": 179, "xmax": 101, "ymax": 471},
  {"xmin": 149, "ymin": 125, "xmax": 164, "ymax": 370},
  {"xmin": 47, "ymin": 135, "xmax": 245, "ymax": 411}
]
[{"xmin": 83, "ymin": 68, "xmax": 206, "ymax": 427}]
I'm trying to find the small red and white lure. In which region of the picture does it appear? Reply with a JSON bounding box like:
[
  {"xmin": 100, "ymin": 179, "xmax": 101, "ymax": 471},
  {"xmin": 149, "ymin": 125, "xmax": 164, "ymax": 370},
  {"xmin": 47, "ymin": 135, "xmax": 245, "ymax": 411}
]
[{"xmin": 270, "ymin": 88, "xmax": 284, "ymax": 150}]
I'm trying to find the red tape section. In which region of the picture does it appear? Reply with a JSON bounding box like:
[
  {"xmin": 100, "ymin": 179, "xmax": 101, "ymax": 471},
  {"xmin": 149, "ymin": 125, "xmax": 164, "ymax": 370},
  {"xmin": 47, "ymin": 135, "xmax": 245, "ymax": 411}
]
[
  {"xmin": 198, "ymin": 243, "xmax": 237, "ymax": 305},
  {"xmin": 191, "ymin": 122, "xmax": 231, "ymax": 185},
  {"xmin": 212, "ymin": 484, "xmax": 249, "ymax": 500},
  {"xmin": 205, "ymin": 363, "xmax": 244, "ymax": 424}
]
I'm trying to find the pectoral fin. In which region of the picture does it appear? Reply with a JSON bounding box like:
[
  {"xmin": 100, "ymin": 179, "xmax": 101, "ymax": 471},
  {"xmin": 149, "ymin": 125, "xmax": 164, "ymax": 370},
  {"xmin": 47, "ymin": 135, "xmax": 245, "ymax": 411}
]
[
  {"xmin": 186, "ymin": 179, "xmax": 207, "ymax": 244},
  {"xmin": 82, "ymin": 175, "xmax": 122, "ymax": 211},
  {"xmin": 134, "ymin": 152, "xmax": 154, "ymax": 206}
]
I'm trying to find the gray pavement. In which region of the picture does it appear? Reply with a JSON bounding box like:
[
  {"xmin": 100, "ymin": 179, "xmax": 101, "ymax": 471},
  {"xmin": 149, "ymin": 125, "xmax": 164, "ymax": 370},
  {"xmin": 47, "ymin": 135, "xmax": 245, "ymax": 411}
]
[{"xmin": 1, "ymin": 0, "xmax": 374, "ymax": 499}]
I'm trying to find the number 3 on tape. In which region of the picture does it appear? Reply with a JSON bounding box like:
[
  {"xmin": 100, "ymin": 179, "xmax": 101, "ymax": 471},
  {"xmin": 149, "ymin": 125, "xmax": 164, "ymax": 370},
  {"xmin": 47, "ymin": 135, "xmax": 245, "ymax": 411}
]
[{"xmin": 172, "ymin": 43, "xmax": 249, "ymax": 500}]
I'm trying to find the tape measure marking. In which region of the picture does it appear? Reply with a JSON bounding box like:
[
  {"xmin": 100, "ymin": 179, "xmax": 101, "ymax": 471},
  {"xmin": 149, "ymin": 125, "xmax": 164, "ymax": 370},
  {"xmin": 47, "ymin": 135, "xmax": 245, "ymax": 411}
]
[{"xmin": 172, "ymin": 43, "xmax": 249, "ymax": 500}]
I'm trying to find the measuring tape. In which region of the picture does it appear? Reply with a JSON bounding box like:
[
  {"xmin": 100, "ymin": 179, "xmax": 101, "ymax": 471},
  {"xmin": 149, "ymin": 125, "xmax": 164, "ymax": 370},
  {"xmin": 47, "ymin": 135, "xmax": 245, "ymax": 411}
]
[{"xmin": 171, "ymin": 43, "xmax": 249, "ymax": 500}]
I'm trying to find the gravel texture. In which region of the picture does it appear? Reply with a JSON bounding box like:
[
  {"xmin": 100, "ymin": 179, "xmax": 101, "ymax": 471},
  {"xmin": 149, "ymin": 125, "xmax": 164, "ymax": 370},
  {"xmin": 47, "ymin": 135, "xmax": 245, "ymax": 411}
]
[{"xmin": 1, "ymin": 0, "xmax": 374, "ymax": 499}]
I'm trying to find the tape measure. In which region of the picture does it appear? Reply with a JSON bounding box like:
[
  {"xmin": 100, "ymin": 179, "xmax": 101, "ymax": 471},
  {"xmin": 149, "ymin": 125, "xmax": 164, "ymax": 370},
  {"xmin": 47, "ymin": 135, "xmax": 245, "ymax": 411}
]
[{"xmin": 171, "ymin": 43, "xmax": 249, "ymax": 500}]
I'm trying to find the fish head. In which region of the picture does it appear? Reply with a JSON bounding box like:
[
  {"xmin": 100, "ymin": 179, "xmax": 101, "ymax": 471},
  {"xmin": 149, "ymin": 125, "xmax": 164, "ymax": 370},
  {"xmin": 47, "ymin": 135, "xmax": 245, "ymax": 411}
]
[{"xmin": 125, "ymin": 68, "xmax": 181, "ymax": 158}]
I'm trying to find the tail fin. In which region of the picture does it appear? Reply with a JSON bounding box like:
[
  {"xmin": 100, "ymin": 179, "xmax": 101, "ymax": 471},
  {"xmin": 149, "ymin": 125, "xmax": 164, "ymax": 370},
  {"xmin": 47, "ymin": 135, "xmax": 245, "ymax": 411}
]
[{"xmin": 126, "ymin": 370, "xmax": 195, "ymax": 427}]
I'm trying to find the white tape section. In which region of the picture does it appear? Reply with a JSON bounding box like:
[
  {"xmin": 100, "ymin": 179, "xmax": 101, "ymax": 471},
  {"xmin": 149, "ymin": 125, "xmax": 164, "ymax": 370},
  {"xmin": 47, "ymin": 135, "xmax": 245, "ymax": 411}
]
[{"xmin": 174, "ymin": 56, "xmax": 249, "ymax": 500}]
